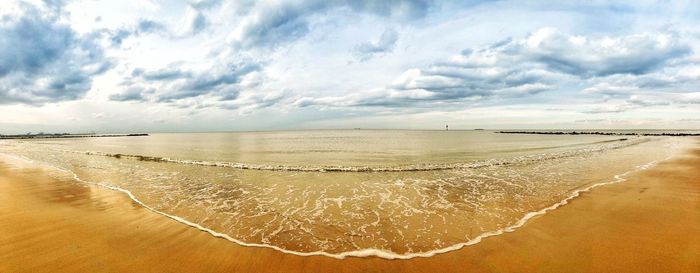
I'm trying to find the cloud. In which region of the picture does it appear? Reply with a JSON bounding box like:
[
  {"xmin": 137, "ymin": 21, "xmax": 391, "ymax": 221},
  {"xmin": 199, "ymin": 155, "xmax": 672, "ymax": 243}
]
[
  {"xmin": 580, "ymin": 91, "xmax": 692, "ymax": 114},
  {"xmin": 346, "ymin": 0, "xmax": 433, "ymax": 19},
  {"xmin": 228, "ymin": 1, "xmax": 324, "ymax": 49},
  {"xmin": 0, "ymin": 1, "xmax": 112, "ymax": 105},
  {"xmin": 578, "ymin": 61, "xmax": 700, "ymax": 112},
  {"xmin": 108, "ymin": 0, "xmax": 437, "ymax": 111},
  {"xmin": 112, "ymin": 62, "xmax": 262, "ymax": 103},
  {"xmin": 4, "ymin": 0, "xmax": 700, "ymax": 132},
  {"xmin": 190, "ymin": 0, "xmax": 222, "ymax": 10},
  {"xmin": 518, "ymin": 28, "xmax": 691, "ymax": 77},
  {"xmin": 137, "ymin": 19, "xmax": 166, "ymax": 33},
  {"xmin": 353, "ymin": 28, "xmax": 399, "ymax": 61},
  {"xmin": 110, "ymin": 29, "xmax": 132, "ymax": 46},
  {"xmin": 582, "ymin": 65, "xmax": 700, "ymax": 95},
  {"xmin": 678, "ymin": 92, "xmax": 700, "ymax": 104},
  {"xmin": 185, "ymin": 0, "xmax": 223, "ymax": 36},
  {"xmin": 581, "ymin": 104, "xmax": 633, "ymax": 114},
  {"xmin": 295, "ymin": 27, "xmax": 694, "ymax": 110},
  {"xmin": 229, "ymin": 0, "xmax": 434, "ymax": 49},
  {"xmin": 387, "ymin": 61, "xmax": 561, "ymax": 101},
  {"xmin": 220, "ymin": 89, "xmax": 292, "ymax": 113},
  {"xmin": 449, "ymin": 28, "xmax": 691, "ymax": 80},
  {"xmin": 186, "ymin": 11, "xmax": 207, "ymax": 34},
  {"xmin": 110, "ymin": 18, "xmax": 167, "ymax": 46},
  {"xmin": 626, "ymin": 95, "xmax": 670, "ymax": 107},
  {"xmin": 141, "ymin": 68, "xmax": 191, "ymax": 81},
  {"xmin": 109, "ymin": 86, "xmax": 150, "ymax": 102},
  {"xmin": 582, "ymin": 82, "xmax": 639, "ymax": 97},
  {"xmin": 574, "ymin": 119, "xmax": 608, "ymax": 123}
]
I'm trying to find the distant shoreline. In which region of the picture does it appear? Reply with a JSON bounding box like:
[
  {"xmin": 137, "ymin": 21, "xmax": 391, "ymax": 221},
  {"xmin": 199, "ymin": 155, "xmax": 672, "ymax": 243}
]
[
  {"xmin": 497, "ymin": 131, "xmax": 700, "ymax": 136},
  {"xmin": 0, "ymin": 133, "xmax": 148, "ymax": 140}
]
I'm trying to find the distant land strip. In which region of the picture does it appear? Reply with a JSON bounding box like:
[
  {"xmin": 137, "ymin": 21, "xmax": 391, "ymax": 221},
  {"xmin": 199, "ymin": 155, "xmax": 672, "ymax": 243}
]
[
  {"xmin": 0, "ymin": 133, "xmax": 149, "ymax": 140},
  {"xmin": 497, "ymin": 131, "xmax": 700, "ymax": 136}
]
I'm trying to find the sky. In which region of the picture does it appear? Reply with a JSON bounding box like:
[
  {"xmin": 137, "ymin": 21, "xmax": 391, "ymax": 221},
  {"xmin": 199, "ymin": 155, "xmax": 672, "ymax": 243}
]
[{"xmin": 1, "ymin": 0, "xmax": 700, "ymax": 134}]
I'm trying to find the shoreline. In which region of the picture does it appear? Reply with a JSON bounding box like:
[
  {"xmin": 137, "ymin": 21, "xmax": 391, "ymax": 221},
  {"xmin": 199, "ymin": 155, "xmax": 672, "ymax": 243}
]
[
  {"xmin": 0, "ymin": 133, "xmax": 149, "ymax": 140},
  {"xmin": 1, "ymin": 140, "xmax": 699, "ymax": 272},
  {"xmin": 0, "ymin": 151, "xmax": 666, "ymax": 260}
]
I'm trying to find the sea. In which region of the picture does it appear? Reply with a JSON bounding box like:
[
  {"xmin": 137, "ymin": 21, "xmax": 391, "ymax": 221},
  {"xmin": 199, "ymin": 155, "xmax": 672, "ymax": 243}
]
[{"xmin": 0, "ymin": 130, "xmax": 693, "ymax": 258}]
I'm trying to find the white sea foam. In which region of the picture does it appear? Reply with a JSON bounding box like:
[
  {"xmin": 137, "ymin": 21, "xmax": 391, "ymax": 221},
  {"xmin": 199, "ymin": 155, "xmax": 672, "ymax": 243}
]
[{"xmin": 0, "ymin": 144, "xmax": 675, "ymax": 260}]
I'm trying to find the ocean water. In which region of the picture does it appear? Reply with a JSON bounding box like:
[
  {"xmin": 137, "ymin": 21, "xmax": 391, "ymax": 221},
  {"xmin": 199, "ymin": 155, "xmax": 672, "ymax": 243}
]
[{"xmin": 0, "ymin": 130, "xmax": 690, "ymax": 258}]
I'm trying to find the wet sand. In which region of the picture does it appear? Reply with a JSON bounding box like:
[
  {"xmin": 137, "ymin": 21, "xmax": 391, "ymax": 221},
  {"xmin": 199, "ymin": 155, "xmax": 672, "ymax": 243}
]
[{"xmin": 1, "ymin": 145, "xmax": 699, "ymax": 273}]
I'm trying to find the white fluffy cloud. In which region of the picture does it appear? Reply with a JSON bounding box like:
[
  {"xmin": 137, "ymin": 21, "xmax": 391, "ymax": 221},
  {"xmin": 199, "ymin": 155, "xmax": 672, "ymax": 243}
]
[
  {"xmin": 1, "ymin": 0, "xmax": 700, "ymax": 132},
  {"xmin": 0, "ymin": 1, "xmax": 112, "ymax": 104},
  {"xmin": 295, "ymin": 27, "xmax": 696, "ymax": 110}
]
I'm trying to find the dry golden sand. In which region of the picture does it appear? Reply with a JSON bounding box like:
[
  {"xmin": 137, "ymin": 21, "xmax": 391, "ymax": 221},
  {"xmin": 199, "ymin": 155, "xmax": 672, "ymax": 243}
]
[{"xmin": 1, "ymin": 145, "xmax": 699, "ymax": 273}]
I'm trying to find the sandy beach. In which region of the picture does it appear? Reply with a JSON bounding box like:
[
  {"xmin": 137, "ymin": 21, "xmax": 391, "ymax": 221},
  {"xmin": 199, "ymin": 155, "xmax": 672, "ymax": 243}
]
[
  {"xmin": 1, "ymin": 141, "xmax": 699, "ymax": 273},
  {"xmin": 4, "ymin": 0, "xmax": 700, "ymax": 271},
  {"xmin": 5, "ymin": 0, "xmax": 700, "ymax": 273}
]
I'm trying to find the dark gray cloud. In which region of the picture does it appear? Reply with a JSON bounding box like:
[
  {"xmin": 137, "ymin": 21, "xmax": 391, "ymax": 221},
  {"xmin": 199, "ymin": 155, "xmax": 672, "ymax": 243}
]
[
  {"xmin": 353, "ymin": 28, "xmax": 399, "ymax": 61},
  {"xmin": 0, "ymin": 1, "xmax": 112, "ymax": 104}
]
